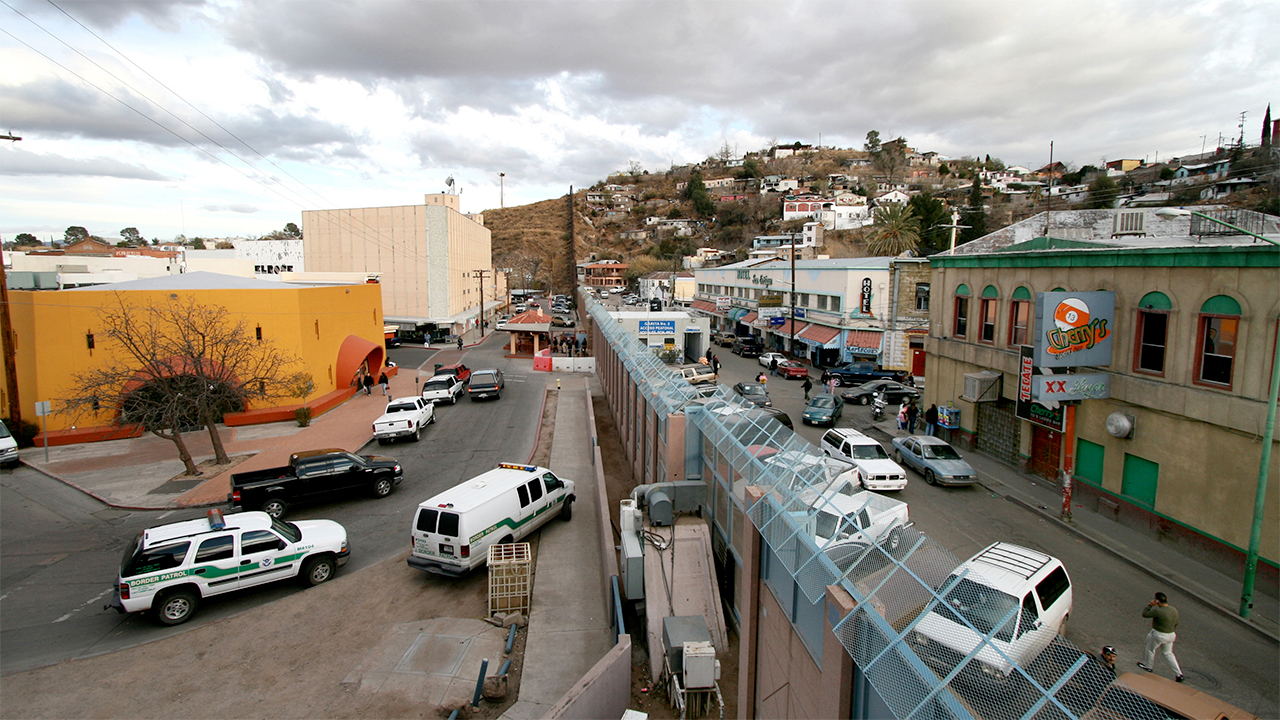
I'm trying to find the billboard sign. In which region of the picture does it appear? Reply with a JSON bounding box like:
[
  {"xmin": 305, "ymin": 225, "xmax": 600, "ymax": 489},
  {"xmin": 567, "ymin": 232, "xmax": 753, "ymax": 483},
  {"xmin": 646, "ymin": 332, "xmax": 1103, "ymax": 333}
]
[
  {"xmin": 716, "ymin": 296, "xmax": 731, "ymax": 311},
  {"xmin": 1034, "ymin": 373, "xmax": 1112, "ymax": 402},
  {"xmin": 1016, "ymin": 345, "xmax": 1065, "ymax": 431},
  {"xmin": 638, "ymin": 320, "xmax": 676, "ymax": 335},
  {"xmin": 1034, "ymin": 291, "xmax": 1115, "ymax": 367},
  {"xmin": 758, "ymin": 307, "xmax": 783, "ymax": 320},
  {"xmin": 758, "ymin": 293, "xmax": 783, "ymax": 307}
]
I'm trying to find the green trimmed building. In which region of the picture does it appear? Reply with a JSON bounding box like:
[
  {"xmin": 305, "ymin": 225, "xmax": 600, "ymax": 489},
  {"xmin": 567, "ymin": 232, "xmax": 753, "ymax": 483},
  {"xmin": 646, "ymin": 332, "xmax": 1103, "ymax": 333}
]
[{"xmin": 926, "ymin": 208, "xmax": 1280, "ymax": 588}]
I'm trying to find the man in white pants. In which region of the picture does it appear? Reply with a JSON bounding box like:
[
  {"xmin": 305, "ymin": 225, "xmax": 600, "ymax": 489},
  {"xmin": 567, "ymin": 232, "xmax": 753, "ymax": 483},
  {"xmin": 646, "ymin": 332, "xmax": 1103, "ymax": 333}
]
[{"xmin": 1138, "ymin": 591, "xmax": 1183, "ymax": 682}]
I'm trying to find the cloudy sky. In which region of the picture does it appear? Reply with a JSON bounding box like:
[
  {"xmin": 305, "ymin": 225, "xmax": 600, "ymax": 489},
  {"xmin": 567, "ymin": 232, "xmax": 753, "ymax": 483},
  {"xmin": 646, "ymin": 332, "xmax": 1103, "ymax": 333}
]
[{"xmin": 1, "ymin": 0, "xmax": 1276, "ymax": 243}]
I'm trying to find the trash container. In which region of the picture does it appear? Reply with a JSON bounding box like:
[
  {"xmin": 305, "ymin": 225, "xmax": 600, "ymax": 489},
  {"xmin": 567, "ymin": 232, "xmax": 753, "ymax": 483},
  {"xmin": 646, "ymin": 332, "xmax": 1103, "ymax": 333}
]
[{"xmin": 434, "ymin": 363, "xmax": 444, "ymax": 374}]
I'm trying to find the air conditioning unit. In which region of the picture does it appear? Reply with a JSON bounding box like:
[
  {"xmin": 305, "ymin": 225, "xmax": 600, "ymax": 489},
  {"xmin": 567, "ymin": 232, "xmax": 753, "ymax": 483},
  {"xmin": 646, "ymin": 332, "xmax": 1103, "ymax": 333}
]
[
  {"xmin": 1113, "ymin": 210, "xmax": 1146, "ymax": 236},
  {"xmin": 961, "ymin": 371, "xmax": 1002, "ymax": 403}
]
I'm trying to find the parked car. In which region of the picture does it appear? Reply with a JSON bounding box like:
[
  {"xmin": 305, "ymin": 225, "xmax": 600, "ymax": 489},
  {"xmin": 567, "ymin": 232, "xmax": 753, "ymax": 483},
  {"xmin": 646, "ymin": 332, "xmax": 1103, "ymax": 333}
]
[
  {"xmin": 1083, "ymin": 672, "xmax": 1258, "ymax": 720},
  {"xmin": 712, "ymin": 331, "xmax": 738, "ymax": 347},
  {"xmin": 732, "ymin": 381, "xmax": 771, "ymax": 407},
  {"xmin": 421, "ymin": 373, "xmax": 465, "ymax": 405},
  {"xmin": 229, "ymin": 449, "xmax": 402, "ymax": 518},
  {"xmin": 0, "ymin": 419, "xmax": 19, "ymax": 468},
  {"xmin": 514, "ymin": 303, "xmax": 528, "ymax": 313},
  {"xmin": 435, "ymin": 363, "xmax": 471, "ymax": 383},
  {"xmin": 802, "ymin": 394, "xmax": 843, "ymax": 426},
  {"xmin": 675, "ymin": 363, "xmax": 717, "ymax": 385},
  {"xmin": 110, "ymin": 509, "xmax": 348, "ymax": 625},
  {"xmin": 778, "ymin": 360, "xmax": 809, "ymax": 379},
  {"xmin": 732, "ymin": 337, "xmax": 764, "ymax": 358},
  {"xmin": 841, "ymin": 379, "xmax": 921, "ymax": 405},
  {"xmin": 808, "ymin": 490, "xmax": 912, "ymax": 562},
  {"xmin": 909, "ymin": 542, "xmax": 1072, "ymax": 685},
  {"xmin": 757, "ymin": 449, "xmax": 861, "ymax": 498},
  {"xmin": 758, "ymin": 352, "xmax": 787, "ymax": 369},
  {"xmin": 372, "ymin": 396, "xmax": 434, "ymax": 444},
  {"xmin": 550, "ymin": 316, "xmax": 575, "ymax": 327},
  {"xmin": 467, "ymin": 368, "xmax": 505, "ymax": 400},
  {"xmin": 826, "ymin": 361, "xmax": 897, "ymax": 387},
  {"xmin": 890, "ymin": 435, "xmax": 977, "ymax": 486}
]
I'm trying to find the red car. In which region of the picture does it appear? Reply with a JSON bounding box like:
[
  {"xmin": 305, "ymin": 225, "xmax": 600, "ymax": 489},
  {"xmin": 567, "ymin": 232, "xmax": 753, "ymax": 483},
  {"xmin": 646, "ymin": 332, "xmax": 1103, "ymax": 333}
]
[
  {"xmin": 779, "ymin": 360, "xmax": 809, "ymax": 379},
  {"xmin": 436, "ymin": 363, "xmax": 471, "ymax": 383}
]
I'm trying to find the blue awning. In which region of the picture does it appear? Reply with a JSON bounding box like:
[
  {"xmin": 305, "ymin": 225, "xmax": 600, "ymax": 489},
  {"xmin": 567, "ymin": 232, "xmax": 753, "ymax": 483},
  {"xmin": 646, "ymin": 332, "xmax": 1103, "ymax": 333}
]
[{"xmin": 728, "ymin": 307, "xmax": 748, "ymax": 322}]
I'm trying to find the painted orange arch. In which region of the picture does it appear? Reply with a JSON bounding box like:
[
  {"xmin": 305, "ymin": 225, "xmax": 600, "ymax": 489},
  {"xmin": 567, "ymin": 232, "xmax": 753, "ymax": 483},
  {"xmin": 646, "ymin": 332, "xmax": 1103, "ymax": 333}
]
[{"xmin": 335, "ymin": 334, "xmax": 385, "ymax": 388}]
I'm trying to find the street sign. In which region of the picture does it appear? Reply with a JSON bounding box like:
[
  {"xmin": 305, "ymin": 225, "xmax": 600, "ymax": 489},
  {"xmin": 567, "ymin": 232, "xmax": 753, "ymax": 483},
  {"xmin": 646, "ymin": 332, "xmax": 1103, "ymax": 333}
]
[
  {"xmin": 638, "ymin": 320, "xmax": 676, "ymax": 334},
  {"xmin": 34, "ymin": 401, "xmax": 51, "ymax": 417}
]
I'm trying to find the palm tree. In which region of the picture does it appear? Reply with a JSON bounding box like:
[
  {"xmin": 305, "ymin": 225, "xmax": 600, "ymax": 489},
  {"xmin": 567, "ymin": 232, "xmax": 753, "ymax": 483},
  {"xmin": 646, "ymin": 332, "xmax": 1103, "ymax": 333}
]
[{"xmin": 867, "ymin": 204, "xmax": 921, "ymax": 256}]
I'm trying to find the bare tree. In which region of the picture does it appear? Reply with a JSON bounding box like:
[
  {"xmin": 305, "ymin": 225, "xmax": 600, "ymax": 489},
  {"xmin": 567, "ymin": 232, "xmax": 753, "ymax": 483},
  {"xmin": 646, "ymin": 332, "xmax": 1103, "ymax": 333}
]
[{"xmin": 62, "ymin": 294, "xmax": 303, "ymax": 475}]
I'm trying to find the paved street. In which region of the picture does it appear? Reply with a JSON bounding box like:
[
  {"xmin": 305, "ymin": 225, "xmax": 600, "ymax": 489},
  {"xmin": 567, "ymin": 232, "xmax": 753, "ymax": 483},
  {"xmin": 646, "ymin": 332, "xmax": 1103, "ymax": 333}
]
[{"xmin": 0, "ymin": 336, "xmax": 549, "ymax": 675}]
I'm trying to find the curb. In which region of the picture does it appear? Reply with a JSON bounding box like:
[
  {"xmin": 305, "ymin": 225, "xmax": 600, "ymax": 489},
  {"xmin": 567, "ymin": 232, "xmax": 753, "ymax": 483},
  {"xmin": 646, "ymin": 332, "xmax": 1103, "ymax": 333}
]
[
  {"xmin": 527, "ymin": 386, "xmax": 552, "ymax": 465},
  {"xmin": 994, "ymin": 487, "xmax": 1280, "ymax": 644},
  {"xmin": 21, "ymin": 460, "xmax": 223, "ymax": 512}
]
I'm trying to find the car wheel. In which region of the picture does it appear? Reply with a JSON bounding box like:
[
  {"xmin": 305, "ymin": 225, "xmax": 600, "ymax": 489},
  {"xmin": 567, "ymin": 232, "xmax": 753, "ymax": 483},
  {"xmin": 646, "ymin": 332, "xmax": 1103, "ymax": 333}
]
[
  {"xmin": 498, "ymin": 534, "xmax": 515, "ymax": 544},
  {"xmin": 860, "ymin": 395, "xmax": 871, "ymax": 405},
  {"xmin": 412, "ymin": 425, "xmax": 420, "ymax": 442},
  {"xmin": 894, "ymin": 450, "xmax": 904, "ymax": 464},
  {"xmin": 154, "ymin": 589, "xmax": 199, "ymax": 626},
  {"xmin": 1058, "ymin": 613, "xmax": 1069, "ymax": 637},
  {"xmin": 260, "ymin": 498, "xmax": 288, "ymax": 519},
  {"xmin": 887, "ymin": 525, "xmax": 904, "ymax": 552},
  {"xmin": 377, "ymin": 438, "xmax": 388, "ymax": 445},
  {"xmin": 560, "ymin": 498, "xmax": 573, "ymax": 521},
  {"xmin": 302, "ymin": 555, "xmax": 336, "ymax": 586},
  {"xmin": 925, "ymin": 469, "xmax": 937, "ymax": 486},
  {"xmin": 429, "ymin": 414, "xmax": 436, "ymax": 424},
  {"xmin": 372, "ymin": 477, "xmax": 394, "ymax": 498}
]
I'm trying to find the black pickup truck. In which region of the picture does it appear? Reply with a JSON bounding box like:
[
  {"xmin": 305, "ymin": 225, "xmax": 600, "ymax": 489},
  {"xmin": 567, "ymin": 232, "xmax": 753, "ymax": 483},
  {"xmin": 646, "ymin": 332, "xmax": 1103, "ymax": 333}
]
[
  {"xmin": 229, "ymin": 449, "xmax": 402, "ymax": 519},
  {"xmin": 826, "ymin": 361, "xmax": 898, "ymax": 387}
]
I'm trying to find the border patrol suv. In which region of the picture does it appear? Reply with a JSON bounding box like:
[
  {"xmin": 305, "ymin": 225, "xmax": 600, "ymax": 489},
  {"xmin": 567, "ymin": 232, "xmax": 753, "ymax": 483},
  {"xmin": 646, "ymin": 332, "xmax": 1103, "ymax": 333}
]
[{"xmin": 110, "ymin": 509, "xmax": 349, "ymax": 626}]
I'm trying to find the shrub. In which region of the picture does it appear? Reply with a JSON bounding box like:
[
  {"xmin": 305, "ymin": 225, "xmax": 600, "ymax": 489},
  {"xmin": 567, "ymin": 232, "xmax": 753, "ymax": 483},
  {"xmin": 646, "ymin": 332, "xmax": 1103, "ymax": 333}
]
[{"xmin": 294, "ymin": 407, "xmax": 313, "ymax": 427}]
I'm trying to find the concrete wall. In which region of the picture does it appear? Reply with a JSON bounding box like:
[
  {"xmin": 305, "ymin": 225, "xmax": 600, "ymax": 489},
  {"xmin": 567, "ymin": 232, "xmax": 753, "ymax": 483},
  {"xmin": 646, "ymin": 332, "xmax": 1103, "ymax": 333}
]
[{"xmin": 544, "ymin": 635, "xmax": 632, "ymax": 720}]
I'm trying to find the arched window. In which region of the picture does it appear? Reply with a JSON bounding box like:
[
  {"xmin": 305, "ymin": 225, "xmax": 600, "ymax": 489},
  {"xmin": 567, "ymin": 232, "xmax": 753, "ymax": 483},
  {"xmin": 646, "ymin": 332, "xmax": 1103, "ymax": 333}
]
[
  {"xmin": 980, "ymin": 285, "xmax": 999, "ymax": 344},
  {"xmin": 1008, "ymin": 286, "xmax": 1032, "ymax": 346},
  {"xmin": 1133, "ymin": 291, "xmax": 1171, "ymax": 376},
  {"xmin": 1195, "ymin": 295, "xmax": 1241, "ymax": 389},
  {"xmin": 953, "ymin": 284, "xmax": 970, "ymax": 338}
]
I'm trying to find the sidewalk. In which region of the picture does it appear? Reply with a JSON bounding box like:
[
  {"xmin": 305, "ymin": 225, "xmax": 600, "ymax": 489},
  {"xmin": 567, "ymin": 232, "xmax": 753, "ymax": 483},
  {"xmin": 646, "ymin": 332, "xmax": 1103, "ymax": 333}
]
[{"xmin": 865, "ymin": 417, "xmax": 1280, "ymax": 642}]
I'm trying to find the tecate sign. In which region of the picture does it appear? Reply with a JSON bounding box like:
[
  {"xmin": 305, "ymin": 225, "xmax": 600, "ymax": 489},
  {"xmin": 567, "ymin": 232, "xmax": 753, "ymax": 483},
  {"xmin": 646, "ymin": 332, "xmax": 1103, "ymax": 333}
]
[
  {"xmin": 1033, "ymin": 373, "xmax": 1112, "ymax": 401},
  {"xmin": 1033, "ymin": 291, "xmax": 1115, "ymax": 368}
]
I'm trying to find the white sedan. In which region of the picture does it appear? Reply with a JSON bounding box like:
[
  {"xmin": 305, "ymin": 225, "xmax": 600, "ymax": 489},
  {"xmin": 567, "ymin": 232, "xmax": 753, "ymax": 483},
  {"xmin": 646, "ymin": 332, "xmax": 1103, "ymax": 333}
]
[{"xmin": 759, "ymin": 352, "xmax": 787, "ymax": 369}]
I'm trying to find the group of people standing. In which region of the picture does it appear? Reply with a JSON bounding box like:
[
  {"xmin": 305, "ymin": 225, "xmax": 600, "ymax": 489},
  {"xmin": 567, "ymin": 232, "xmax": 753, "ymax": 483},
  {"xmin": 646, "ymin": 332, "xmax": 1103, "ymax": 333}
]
[{"xmin": 553, "ymin": 335, "xmax": 585, "ymax": 355}]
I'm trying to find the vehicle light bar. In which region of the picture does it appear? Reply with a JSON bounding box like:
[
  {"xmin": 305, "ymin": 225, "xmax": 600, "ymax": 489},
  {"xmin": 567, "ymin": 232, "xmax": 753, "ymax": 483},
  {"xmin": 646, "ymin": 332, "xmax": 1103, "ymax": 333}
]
[
  {"xmin": 498, "ymin": 462, "xmax": 537, "ymax": 472},
  {"xmin": 207, "ymin": 508, "xmax": 226, "ymax": 530}
]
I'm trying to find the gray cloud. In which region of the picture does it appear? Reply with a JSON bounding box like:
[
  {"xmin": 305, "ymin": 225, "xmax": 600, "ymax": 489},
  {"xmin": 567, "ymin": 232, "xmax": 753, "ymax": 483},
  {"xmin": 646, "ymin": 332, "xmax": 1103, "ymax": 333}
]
[
  {"xmin": 0, "ymin": 148, "xmax": 168, "ymax": 180},
  {"xmin": 12, "ymin": 0, "xmax": 206, "ymax": 32}
]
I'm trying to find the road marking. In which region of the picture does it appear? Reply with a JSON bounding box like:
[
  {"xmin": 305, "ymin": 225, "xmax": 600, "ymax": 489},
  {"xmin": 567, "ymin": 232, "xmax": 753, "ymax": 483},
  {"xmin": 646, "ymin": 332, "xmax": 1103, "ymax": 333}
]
[
  {"xmin": 54, "ymin": 589, "xmax": 111, "ymax": 623},
  {"xmin": 157, "ymin": 510, "xmax": 175, "ymax": 519}
]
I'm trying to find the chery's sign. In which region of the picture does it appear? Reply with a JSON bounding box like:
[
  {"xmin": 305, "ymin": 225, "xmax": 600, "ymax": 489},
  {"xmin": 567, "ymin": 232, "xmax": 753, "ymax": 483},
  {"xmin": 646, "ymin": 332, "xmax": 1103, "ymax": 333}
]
[{"xmin": 1033, "ymin": 291, "xmax": 1115, "ymax": 368}]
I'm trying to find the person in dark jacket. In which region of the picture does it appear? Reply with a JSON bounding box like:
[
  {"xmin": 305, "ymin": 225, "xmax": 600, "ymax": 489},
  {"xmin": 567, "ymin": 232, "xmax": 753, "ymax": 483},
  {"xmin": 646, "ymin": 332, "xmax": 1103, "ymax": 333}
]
[
  {"xmin": 378, "ymin": 372, "xmax": 389, "ymax": 396},
  {"xmin": 925, "ymin": 404, "xmax": 939, "ymax": 436},
  {"xmin": 906, "ymin": 402, "xmax": 919, "ymax": 433},
  {"xmin": 457, "ymin": 337, "xmax": 463, "ymax": 350},
  {"xmin": 770, "ymin": 356, "xmax": 779, "ymax": 376},
  {"xmin": 362, "ymin": 374, "xmax": 374, "ymax": 395},
  {"xmin": 802, "ymin": 376, "xmax": 813, "ymax": 400}
]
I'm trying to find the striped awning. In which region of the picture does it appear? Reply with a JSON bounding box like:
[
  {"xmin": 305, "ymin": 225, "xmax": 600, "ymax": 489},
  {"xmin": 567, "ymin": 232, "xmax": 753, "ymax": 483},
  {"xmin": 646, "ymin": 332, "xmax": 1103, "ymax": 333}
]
[
  {"xmin": 741, "ymin": 311, "xmax": 758, "ymax": 324},
  {"xmin": 797, "ymin": 323, "xmax": 841, "ymax": 347},
  {"xmin": 768, "ymin": 319, "xmax": 808, "ymax": 336},
  {"xmin": 728, "ymin": 307, "xmax": 748, "ymax": 322},
  {"xmin": 846, "ymin": 329, "xmax": 884, "ymax": 354}
]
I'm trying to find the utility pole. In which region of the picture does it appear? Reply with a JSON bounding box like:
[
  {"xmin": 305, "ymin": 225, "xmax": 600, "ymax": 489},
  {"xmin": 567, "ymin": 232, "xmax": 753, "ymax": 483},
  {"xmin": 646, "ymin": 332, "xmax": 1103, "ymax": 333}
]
[
  {"xmin": 499, "ymin": 173, "xmax": 505, "ymax": 209},
  {"xmin": 789, "ymin": 238, "xmax": 797, "ymax": 357},
  {"xmin": 1, "ymin": 131, "xmax": 20, "ymax": 425},
  {"xmin": 473, "ymin": 268, "xmax": 492, "ymax": 339}
]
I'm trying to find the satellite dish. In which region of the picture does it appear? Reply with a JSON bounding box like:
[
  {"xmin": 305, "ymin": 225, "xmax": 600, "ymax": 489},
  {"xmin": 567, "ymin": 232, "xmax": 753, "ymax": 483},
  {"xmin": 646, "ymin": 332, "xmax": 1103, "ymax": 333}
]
[{"xmin": 1105, "ymin": 412, "xmax": 1135, "ymax": 439}]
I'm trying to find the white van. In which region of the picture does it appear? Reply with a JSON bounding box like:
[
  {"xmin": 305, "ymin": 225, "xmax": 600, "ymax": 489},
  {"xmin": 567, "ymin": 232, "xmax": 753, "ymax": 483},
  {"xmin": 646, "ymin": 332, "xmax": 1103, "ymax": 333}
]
[
  {"xmin": 821, "ymin": 428, "xmax": 908, "ymax": 491},
  {"xmin": 0, "ymin": 419, "xmax": 19, "ymax": 468},
  {"xmin": 408, "ymin": 463, "xmax": 576, "ymax": 576}
]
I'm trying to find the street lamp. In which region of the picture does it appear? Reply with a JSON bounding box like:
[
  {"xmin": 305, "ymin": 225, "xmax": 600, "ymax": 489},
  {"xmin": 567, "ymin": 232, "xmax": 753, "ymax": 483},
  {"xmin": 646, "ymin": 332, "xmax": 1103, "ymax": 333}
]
[
  {"xmin": 499, "ymin": 173, "xmax": 505, "ymax": 209},
  {"xmin": 1155, "ymin": 206, "xmax": 1279, "ymax": 620}
]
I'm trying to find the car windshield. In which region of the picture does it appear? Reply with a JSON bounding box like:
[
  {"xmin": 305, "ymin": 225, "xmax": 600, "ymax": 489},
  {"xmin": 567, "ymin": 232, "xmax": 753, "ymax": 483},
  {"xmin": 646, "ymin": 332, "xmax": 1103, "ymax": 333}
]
[
  {"xmin": 740, "ymin": 383, "xmax": 766, "ymax": 395},
  {"xmin": 386, "ymin": 402, "xmax": 415, "ymax": 413},
  {"xmin": 810, "ymin": 397, "xmax": 835, "ymax": 409},
  {"xmin": 472, "ymin": 373, "xmax": 495, "ymax": 384},
  {"xmin": 424, "ymin": 380, "xmax": 451, "ymax": 392},
  {"xmin": 924, "ymin": 444, "xmax": 962, "ymax": 460},
  {"xmin": 937, "ymin": 577, "xmax": 1019, "ymax": 642},
  {"xmin": 850, "ymin": 444, "xmax": 889, "ymax": 460},
  {"xmin": 0, "ymin": 422, "xmax": 10, "ymax": 439}
]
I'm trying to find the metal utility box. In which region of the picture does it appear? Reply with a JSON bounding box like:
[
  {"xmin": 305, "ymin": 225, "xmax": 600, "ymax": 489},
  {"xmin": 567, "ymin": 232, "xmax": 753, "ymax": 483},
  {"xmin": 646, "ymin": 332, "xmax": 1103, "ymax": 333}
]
[
  {"xmin": 663, "ymin": 615, "xmax": 712, "ymax": 678},
  {"xmin": 621, "ymin": 530, "xmax": 645, "ymax": 600},
  {"xmin": 683, "ymin": 641, "xmax": 719, "ymax": 689}
]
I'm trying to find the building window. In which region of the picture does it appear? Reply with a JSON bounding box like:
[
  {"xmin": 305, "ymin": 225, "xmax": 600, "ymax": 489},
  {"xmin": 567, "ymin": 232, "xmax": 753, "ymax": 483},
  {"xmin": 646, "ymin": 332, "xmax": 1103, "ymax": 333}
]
[
  {"xmin": 953, "ymin": 284, "xmax": 970, "ymax": 338},
  {"xmin": 915, "ymin": 283, "xmax": 930, "ymax": 312},
  {"xmin": 979, "ymin": 286, "xmax": 999, "ymax": 344},
  {"xmin": 1195, "ymin": 295, "xmax": 1241, "ymax": 388},
  {"xmin": 1133, "ymin": 292, "xmax": 1172, "ymax": 376},
  {"xmin": 1008, "ymin": 287, "xmax": 1031, "ymax": 347},
  {"xmin": 831, "ymin": 296, "xmax": 841, "ymax": 312},
  {"xmin": 800, "ymin": 293, "xmax": 810, "ymax": 307},
  {"xmin": 816, "ymin": 295, "xmax": 828, "ymax": 311}
]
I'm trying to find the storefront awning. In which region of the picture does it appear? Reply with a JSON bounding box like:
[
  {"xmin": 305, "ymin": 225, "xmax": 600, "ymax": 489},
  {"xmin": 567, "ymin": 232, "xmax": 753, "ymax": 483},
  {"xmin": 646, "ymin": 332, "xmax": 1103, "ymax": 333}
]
[
  {"xmin": 846, "ymin": 329, "xmax": 884, "ymax": 354},
  {"xmin": 728, "ymin": 307, "xmax": 748, "ymax": 322},
  {"xmin": 740, "ymin": 311, "xmax": 758, "ymax": 324},
  {"xmin": 797, "ymin": 323, "xmax": 841, "ymax": 347},
  {"xmin": 691, "ymin": 299, "xmax": 718, "ymax": 313},
  {"xmin": 767, "ymin": 319, "xmax": 808, "ymax": 336}
]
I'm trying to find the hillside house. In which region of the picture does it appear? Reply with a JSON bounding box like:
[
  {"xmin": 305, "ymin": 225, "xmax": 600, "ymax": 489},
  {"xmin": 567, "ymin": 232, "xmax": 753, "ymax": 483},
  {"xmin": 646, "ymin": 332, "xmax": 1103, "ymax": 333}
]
[{"xmin": 582, "ymin": 260, "xmax": 628, "ymax": 289}]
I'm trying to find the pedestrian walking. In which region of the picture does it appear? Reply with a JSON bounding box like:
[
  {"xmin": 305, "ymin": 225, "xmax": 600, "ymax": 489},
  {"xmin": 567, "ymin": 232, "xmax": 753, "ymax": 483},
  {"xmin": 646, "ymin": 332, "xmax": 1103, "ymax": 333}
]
[
  {"xmin": 1138, "ymin": 592, "xmax": 1183, "ymax": 682},
  {"xmin": 362, "ymin": 374, "xmax": 374, "ymax": 396},
  {"xmin": 826, "ymin": 377, "xmax": 837, "ymax": 396},
  {"xmin": 456, "ymin": 336, "xmax": 463, "ymax": 350},
  {"xmin": 906, "ymin": 402, "xmax": 919, "ymax": 433},
  {"xmin": 378, "ymin": 372, "xmax": 389, "ymax": 396},
  {"xmin": 897, "ymin": 404, "xmax": 908, "ymax": 430},
  {"xmin": 712, "ymin": 355, "xmax": 720, "ymax": 375},
  {"xmin": 705, "ymin": 347, "xmax": 714, "ymax": 364},
  {"xmin": 757, "ymin": 371, "xmax": 768, "ymax": 389},
  {"xmin": 925, "ymin": 404, "xmax": 938, "ymax": 436},
  {"xmin": 802, "ymin": 376, "xmax": 813, "ymax": 400},
  {"xmin": 770, "ymin": 356, "xmax": 779, "ymax": 376},
  {"xmin": 1098, "ymin": 646, "xmax": 1118, "ymax": 678}
]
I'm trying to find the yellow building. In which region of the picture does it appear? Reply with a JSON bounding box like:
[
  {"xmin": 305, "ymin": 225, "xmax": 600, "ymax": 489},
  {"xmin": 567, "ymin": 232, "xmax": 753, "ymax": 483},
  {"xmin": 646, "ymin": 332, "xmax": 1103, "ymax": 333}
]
[
  {"xmin": 302, "ymin": 192, "xmax": 503, "ymax": 342},
  {"xmin": 1, "ymin": 272, "xmax": 385, "ymax": 444}
]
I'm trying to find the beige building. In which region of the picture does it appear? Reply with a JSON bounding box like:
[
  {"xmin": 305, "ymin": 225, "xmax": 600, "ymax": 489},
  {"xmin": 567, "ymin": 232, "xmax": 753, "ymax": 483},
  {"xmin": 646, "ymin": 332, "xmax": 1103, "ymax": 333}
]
[
  {"xmin": 927, "ymin": 208, "xmax": 1280, "ymax": 585},
  {"xmin": 302, "ymin": 193, "xmax": 503, "ymax": 341}
]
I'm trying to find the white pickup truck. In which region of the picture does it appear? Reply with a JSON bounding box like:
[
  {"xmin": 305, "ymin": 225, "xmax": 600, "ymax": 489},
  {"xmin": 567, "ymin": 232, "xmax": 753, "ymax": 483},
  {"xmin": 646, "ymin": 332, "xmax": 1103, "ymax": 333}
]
[
  {"xmin": 373, "ymin": 396, "xmax": 434, "ymax": 444},
  {"xmin": 674, "ymin": 363, "xmax": 717, "ymax": 385},
  {"xmin": 806, "ymin": 490, "xmax": 911, "ymax": 570},
  {"xmin": 421, "ymin": 374, "xmax": 465, "ymax": 405}
]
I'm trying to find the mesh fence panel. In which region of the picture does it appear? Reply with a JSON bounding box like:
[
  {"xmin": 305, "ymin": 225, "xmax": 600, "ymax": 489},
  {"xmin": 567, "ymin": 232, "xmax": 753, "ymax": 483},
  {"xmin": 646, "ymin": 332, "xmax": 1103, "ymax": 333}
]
[{"xmin": 587, "ymin": 295, "xmax": 1171, "ymax": 720}]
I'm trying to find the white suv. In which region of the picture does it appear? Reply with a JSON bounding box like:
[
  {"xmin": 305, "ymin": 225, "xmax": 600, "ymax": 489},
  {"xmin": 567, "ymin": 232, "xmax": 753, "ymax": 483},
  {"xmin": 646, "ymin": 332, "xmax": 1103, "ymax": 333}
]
[
  {"xmin": 110, "ymin": 509, "xmax": 349, "ymax": 625},
  {"xmin": 821, "ymin": 428, "xmax": 908, "ymax": 491},
  {"xmin": 909, "ymin": 542, "xmax": 1073, "ymax": 684}
]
